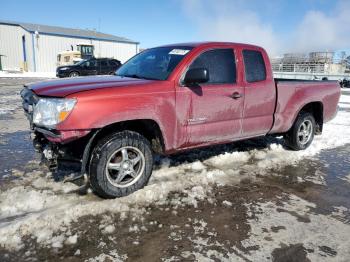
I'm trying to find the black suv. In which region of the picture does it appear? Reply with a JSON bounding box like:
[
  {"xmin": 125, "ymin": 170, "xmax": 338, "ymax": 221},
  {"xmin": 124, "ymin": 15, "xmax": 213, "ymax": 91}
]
[
  {"xmin": 340, "ymin": 78, "xmax": 350, "ymax": 88},
  {"xmin": 56, "ymin": 58, "xmax": 122, "ymax": 78}
]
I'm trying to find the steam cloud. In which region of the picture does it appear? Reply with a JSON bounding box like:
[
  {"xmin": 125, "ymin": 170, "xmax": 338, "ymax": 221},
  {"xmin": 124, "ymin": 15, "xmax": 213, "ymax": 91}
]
[{"xmin": 182, "ymin": 0, "xmax": 350, "ymax": 56}]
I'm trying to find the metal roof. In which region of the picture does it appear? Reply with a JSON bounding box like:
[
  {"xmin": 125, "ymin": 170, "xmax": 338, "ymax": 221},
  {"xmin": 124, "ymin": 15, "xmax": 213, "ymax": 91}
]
[{"xmin": 0, "ymin": 20, "xmax": 139, "ymax": 44}]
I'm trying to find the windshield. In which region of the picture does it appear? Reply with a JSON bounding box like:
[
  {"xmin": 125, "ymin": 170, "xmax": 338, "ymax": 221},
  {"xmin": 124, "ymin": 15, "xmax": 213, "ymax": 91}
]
[
  {"xmin": 116, "ymin": 46, "xmax": 193, "ymax": 80},
  {"xmin": 75, "ymin": 59, "xmax": 87, "ymax": 65},
  {"xmin": 78, "ymin": 45, "xmax": 94, "ymax": 55}
]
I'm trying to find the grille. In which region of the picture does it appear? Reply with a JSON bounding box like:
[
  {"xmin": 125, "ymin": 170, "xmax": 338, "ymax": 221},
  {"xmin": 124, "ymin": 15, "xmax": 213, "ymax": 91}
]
[{"xmin": 20, "ymin": 86, "xmax": 39, "ymax": 126}]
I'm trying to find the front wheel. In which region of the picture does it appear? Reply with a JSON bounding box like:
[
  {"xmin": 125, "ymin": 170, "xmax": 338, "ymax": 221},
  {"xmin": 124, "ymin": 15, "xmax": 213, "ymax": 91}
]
[
  {"xmin": 284, "ymin": 112, "xmax": 316, "ymax": 151},
  {"xmin": 89, "ymin": 131, "xmax": 153, "ymax": 198},
  {"xmin": 69, "ymin": 71, "xmax": 79, "ymax": 77}
]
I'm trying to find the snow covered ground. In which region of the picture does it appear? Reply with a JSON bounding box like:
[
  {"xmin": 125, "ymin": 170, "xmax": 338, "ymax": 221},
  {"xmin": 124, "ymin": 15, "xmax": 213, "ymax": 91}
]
[
  {"xmin": 0, "ymin": 71, "xmax": 56, "ymax": 78},
  {"xmin": 0, "ymin": 80, "xmax": 350, "ymax": 260},
  {"xmin": 0, "ymin": 90, "xmax": 23, "ymax": 116},
  {"xmin": 241, "ymin": 195, "xmax": 350, "ymax": 261},
  {"xmin": 339, "ymin": 92, "xmax": 350, "ymax": 108}
]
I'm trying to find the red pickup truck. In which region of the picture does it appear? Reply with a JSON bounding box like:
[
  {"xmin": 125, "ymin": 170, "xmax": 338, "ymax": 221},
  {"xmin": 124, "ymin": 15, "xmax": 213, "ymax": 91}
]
[{"xmin": 21, "ymin": 42, "xmax": 340, "ymax": 198}]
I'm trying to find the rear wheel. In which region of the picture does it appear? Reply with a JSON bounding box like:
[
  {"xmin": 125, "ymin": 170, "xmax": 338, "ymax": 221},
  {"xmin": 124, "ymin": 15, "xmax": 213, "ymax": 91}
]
[
  {"xmin": 284, "ymin": 112, "xmax": 316, "ymax": 150},
  {"xmin": 89, "ymin": 131, "xmax": 153, "ymax": 198},
  {"xmin": 69, "ymin": 71, "xmax": 79, "ymax": 77}
]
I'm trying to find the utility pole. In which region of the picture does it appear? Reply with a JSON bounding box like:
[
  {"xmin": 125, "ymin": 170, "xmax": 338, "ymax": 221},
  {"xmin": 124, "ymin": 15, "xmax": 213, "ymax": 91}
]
[{"xmin": 0, "ymin": 54, "xmax": 5, "ymax": 71}]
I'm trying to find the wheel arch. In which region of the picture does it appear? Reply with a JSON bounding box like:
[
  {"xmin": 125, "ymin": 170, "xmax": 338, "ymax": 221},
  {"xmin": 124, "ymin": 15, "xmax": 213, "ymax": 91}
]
[
  {"xmin": 92, "ymin": 119, "xmax": 165, "ymax": 154},
  {"xmin": 69, "ymin": 71, "xmax": 80, "ymax": 77},
  {"xmin": 80, "ymin": 119, "xmax": 165, "ymax": 176},
  {"xmin": 294, "ymin": 101, "xmax": 324, "ymax": 134}
]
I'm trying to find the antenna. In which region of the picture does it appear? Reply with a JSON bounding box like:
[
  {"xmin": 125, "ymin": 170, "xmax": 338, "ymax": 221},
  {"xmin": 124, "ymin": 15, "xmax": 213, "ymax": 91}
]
[{"xmin": 98, "ymin": 18, "xmax": 101, "ymax": 57}]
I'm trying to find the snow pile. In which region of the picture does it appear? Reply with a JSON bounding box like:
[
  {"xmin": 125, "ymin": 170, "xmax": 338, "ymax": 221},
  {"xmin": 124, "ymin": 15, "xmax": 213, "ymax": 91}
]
[
  {"xmin": 339, "ymin": 95, "xmax": 350, "ymax": 108},
  {"xmin": 332, "ymin": 206, "xmax": 349, "ymax": 223},
  {"xmin": 87, "ymin": 249, "xmax": 127, "ymax": 262},
  {"xmin": 0, "ymin": 163, "xmax": 217, "ymax": 250},
  {"xmin": 222, "ymin": 200, "xmax": 233, "ymax": 207},
  {"xmin": 339, "ymin": 93, "xmax": 350, "ymax": 108},
  {"xmin": 0, "ymin": 71, "xmax": 56, "ymax": 78},
  {"xmin": 339, "ymin": 93, "xmax": 350, "ymax": 102},
  {"xmin": 340, "ymin": 174, "xmax": 350, "ymax": 184},
  {"xmin": 0, "ymin": 94, "xmax": 349, "ymax": 250},
  {"xmin": 241, "ymin": 194, "xmax": 350, "ymax": 261}
]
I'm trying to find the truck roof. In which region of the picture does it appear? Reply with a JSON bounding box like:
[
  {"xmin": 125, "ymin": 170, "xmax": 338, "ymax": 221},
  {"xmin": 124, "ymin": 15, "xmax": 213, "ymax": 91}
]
[{"xmin": 158, "ymin": 41, "xmax": 264, "ymax": 50}]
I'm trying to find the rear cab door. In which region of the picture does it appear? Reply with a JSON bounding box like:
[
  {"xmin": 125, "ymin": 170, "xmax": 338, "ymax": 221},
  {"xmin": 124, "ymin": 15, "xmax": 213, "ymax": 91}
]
[
  {"xmin": 109, "ymin": 59, "xmax": 121, "ymax": 73},
  {"xmin": 177, "ymin": 45, "xmax": 245, "ymax": 147},
  {"xmin": 240, "ymin": 47, "xmax": 276, "ymax": 137},
  {"xmin": 97, "ymin": 59, "xmax": 109, "ymax": 75}
]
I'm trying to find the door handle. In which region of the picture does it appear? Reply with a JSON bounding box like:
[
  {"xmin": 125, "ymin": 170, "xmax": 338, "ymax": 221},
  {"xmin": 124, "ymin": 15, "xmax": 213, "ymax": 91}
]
[{"xmin": 230, "ymin": 92, "xmax": 243, "ymax": 99}]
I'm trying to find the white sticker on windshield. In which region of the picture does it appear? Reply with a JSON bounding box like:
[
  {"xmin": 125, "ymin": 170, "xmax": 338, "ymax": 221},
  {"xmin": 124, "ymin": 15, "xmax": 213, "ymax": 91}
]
[{"xmin": 169, "ymin": 49, "xmax": 190, "ymax": 55}]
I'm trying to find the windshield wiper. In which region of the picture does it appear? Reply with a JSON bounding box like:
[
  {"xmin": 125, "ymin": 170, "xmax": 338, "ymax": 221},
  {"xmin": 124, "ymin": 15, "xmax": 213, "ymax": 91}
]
[
  {"xmin": 120, "ymin": 74, "xmax": 142, "ymax": 79},
  {"xmin": 118, "ymin": 74, "xmax": 158, "ymax": 80}
]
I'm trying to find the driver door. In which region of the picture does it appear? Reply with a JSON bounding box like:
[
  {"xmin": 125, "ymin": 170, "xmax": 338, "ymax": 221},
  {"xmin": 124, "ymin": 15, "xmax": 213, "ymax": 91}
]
[
  {"xmin": 184, "ymin": 48, "xmax": 244, "ymax": 145},
  {"xmin": 82, "ymin": 60, "xmax": 97, "ymax": 75}
]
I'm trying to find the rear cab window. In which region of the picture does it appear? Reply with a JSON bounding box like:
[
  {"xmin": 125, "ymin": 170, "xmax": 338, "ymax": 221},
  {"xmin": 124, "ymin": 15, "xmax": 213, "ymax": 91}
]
[
  {"xmin": 109, "ymin": 60, "xmax": 120, "ymax": 67},
  {"xmin": 188, "ymin": 49, "xmax": 236, "ymax": 84},
  {"xmin": 243, "ymin": 50, "xmax": 266, "ymax": 83},
  {"xmin": 99, "ymin": 60, "xmax": 108, "ymax": 67},
  {"xmin": 85, "ymin": 60, "xmax": 96, "ymax": 67}
]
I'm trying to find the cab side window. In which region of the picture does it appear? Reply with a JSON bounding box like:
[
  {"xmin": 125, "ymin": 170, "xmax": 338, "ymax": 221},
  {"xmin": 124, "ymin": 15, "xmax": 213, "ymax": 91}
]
[
  {"xmin": 85, "ymin": 60, "xmax": 96, "ymax": 67},
  {"xmin": 109, "ymin": 60, "xmax": 120, "ymax": 67},
  {"xmin": 243, "ymin": 50, "xmax": 266, "ymax": 83},
  {"xmin": 100, "ymin": 60, "xmax": 108, "ymax": 67},
  {"xmin": 189, "ymin": 49, "xmax": 236, "ymax": 84}
]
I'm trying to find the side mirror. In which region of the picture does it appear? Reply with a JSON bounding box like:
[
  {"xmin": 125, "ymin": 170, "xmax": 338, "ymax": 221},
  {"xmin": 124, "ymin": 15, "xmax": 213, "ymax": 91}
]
[{"xmin": 184, "ymin": 68, "xmax": 209, "ymax": 85}]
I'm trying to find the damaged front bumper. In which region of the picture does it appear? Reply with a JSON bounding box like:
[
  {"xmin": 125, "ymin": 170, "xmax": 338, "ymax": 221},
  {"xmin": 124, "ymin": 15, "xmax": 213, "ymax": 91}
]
[
  {"xmin": 31, "ymin": 127, "xmax": 97, "ymax": 177},
  {"xmin": 21, "ymin": 87, "xmax": 95, "ymax": 173},
  {"xmin": 31, "ymin": 126, "xmax": 94, "ymax": 171},
  {"xmin": 34, "ymin": 127, "xmax": 91, "ymax": 144}
]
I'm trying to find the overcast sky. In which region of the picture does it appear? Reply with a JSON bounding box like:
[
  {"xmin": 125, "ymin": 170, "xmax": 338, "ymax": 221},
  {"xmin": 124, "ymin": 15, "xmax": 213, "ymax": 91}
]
[{"xmin": 1, "ymin": 0, "xmax": 349, "ymax": 56}]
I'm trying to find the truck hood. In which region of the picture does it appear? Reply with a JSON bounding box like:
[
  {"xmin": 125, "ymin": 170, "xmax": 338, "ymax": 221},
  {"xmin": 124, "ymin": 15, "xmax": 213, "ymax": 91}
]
[{"xmin": 28, "ymin": 76, "xmax": 155, "ymax": 97}]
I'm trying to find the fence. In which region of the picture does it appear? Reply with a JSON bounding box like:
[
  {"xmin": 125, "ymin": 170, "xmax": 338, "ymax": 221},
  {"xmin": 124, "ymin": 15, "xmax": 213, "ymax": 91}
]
[{"xmin": 271, "ymin": 60, "xmax": 350, "ymax": 80}]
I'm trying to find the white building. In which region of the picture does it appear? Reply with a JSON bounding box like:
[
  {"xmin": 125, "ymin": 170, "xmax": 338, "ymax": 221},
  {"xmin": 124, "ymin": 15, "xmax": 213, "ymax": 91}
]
[{"xmin": 0, "ymin": 20, "xmax": 139, "ymax": 72}]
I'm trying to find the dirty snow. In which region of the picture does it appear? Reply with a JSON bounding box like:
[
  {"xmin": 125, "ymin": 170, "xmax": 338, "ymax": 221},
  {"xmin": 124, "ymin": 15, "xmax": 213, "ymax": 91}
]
[
  {"xmin": 86, "ymin": 249, "xmax": 127, "ymax": 262},
  {"xmin": 242, "ymin": 194, "xmax": 350, "ymax": 261},
  {"xmin": 340, "ymin": 174, "xmax": 350, "ymax": 184},
  {"xmin": 222, "ymin": 200, "xmax": 233, "ymax": 207},
  {"xmin": 181, "ymin": 238, "xmax": 246, "ymax": 262},
  {"xmin": 166, "ymin": 218, "xmax": 245, "ymax": 261},
  {"xmin": 0, "ymin": 94, "xmax": 21, "ymax": 115},
  {"xmin": 0, "ymin": 93, "xmax": 349, "ymax": 259},
  {"xmin": 332, "ymin": 206, "xmax": 350, "ymax": 224}
]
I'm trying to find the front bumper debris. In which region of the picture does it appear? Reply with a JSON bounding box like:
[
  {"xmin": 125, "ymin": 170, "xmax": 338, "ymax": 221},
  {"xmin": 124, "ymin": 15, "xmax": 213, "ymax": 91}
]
[{"xmin": 21, "ymin": 86, "xmax": 92, "ymax": 192}]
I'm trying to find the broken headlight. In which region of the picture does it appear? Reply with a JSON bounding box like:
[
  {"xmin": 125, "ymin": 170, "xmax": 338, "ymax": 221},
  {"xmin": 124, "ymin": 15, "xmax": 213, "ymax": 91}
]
[{"xmin": 33, "ymin": 98, "xmax": 76, "ymax": 128}]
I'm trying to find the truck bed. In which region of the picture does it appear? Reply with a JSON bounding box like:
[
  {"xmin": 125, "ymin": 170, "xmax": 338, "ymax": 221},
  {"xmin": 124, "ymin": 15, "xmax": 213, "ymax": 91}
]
[
  {"xmin": 275, "ymin": 78, "xmax": 338, "ymax": 83},
  {"xmin": 269, "ymin": 79, "xmax": 340, "ymax": 134}
]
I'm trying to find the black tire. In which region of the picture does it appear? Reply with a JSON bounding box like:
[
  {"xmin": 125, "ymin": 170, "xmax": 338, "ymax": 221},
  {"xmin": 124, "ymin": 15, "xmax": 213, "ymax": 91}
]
[
  {"xmin": 284, "ymin": 112, "xmax": 316, "ymax": 151},
  {"xmin": 89, "ymin": 131, "xmax": 153, "ymax": 198},
  {"xmin": 69, "ymin": 71, "xmax": 79, "ymax": 77}
]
